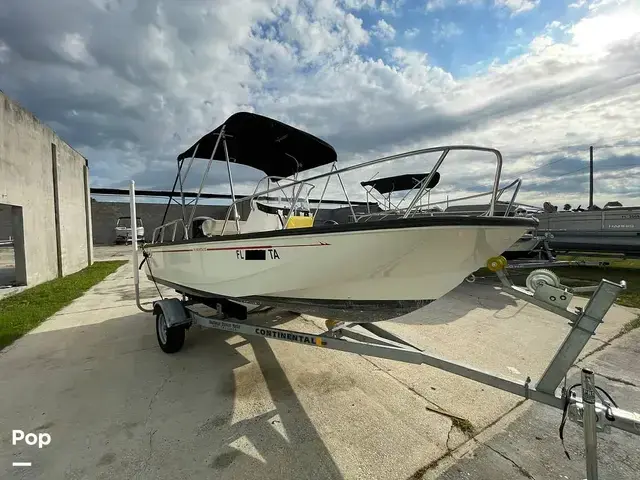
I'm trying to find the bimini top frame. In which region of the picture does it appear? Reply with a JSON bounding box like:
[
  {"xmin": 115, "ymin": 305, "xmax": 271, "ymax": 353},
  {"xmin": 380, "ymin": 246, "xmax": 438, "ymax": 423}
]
[
  {"xmin": 158, "ymin": 112, "xmax": 339, "ymax": 241},
  {"xmin": 360, "ymin": 172, "xmax": 442, "ymax": 211},
  {"xmin": 156, "ymin": 111, "xmax": 508, "ymax": 242}
]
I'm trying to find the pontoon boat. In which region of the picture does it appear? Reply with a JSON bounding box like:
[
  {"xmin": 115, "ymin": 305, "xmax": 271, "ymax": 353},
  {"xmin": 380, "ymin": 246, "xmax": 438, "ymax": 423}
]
[{"xmin": 532, "ymin": 204, "xmax": 640, "ymax": 256}]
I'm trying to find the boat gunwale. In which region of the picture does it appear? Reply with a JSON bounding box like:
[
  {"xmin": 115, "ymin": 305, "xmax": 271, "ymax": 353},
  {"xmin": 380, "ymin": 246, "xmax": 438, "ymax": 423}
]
[{"xmin": 145, "ymin": 215, "xmax": 538, "ymax": 249}]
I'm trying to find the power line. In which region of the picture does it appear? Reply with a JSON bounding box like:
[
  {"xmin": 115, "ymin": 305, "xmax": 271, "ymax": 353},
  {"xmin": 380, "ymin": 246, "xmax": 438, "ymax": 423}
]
[
  {"xmin": 516, "ymin": 143, "xmax": 640, "ymax": 176},
  {"xmin": 556, "ymin": 159, "xmax": 640, "ymax": 178},
  {"xmin": 590, "ymin": 142, "xmax": 640, "ymax": 149},
  {"xmin": 520, "ymin": 156, "xmax": 569, "ymax": 175},
  {"xmin": 526, "ymin": 160, "xmax": 640, "ymax": 189}
]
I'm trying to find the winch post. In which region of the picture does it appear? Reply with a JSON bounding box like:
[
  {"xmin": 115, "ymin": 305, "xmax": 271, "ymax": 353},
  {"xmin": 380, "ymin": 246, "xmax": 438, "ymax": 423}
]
[
  {"xmin": 485, "ymin": 256, "xmax": 626, "ymax": 394},
  {"xmin": 535, "ymin": 279, "xmax": 624, "ymax": 394},
  {"xmin": 582, "ymin": 369, "xmax": 599, "ymax": 480}
]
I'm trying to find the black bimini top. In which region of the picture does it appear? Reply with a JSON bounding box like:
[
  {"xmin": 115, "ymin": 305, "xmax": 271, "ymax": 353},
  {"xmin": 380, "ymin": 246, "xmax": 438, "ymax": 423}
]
[
  {"xmin": 361, "ymin": 172, "xmax": 441, "ymax": 195},
  {"xmin": 176, "ymin": 112, "xmax": 338, "ymax": 178}
]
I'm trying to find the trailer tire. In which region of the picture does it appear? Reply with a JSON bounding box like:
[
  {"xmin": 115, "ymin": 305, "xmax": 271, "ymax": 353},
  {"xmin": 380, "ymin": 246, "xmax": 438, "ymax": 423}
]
[{"xmin": 156, "ymin": 312, "xmax": 185, "ymax": 353}]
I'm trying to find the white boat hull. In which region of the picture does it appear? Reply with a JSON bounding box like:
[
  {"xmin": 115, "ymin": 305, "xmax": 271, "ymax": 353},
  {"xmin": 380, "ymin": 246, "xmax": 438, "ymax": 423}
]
[{"xmin": 144, "ymin": 218, "xmax": 534, "ymax": 321}]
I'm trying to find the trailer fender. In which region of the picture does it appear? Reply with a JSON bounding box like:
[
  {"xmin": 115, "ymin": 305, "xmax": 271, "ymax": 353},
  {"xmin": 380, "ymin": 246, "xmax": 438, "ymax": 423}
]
[{"xmin": 153, "ymin": 298, "xmax": 191, "ymax": 328}]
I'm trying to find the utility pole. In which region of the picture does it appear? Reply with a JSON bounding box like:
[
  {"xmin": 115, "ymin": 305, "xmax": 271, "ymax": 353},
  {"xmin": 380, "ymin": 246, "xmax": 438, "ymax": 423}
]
[{"xmin": 589, "ymin": 146, "xmax": 594, "ymax": 209}]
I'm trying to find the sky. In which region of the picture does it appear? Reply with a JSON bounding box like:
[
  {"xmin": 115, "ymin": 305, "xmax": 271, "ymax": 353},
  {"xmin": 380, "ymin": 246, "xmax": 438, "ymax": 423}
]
[{"xmin": 1, "ymin": 0, "xmax": 639, "ymax": 209}]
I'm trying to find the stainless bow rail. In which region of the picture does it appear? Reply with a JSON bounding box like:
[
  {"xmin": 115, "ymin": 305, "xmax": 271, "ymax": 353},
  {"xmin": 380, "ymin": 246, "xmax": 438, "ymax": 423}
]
[{"xmin": 357, "ymin": 176, "xmax": 525, "ymax": 222}]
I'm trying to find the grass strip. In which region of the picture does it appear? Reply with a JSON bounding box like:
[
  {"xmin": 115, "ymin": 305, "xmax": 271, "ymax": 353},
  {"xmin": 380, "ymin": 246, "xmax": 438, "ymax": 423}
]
[
  {"xmin": 475, "ymin": 257, "xmax": 640, "ymax": 337},
  {"xmin": 547, "ymin": 256, "xmax": 640, "ymax": 309},
  {"xmin": 0, "ymin": 260, "xmax": 126, "ymax": 350},
  {"xmin": 477, "ymin": 257, "xmax": 640, "ymax": 309}
]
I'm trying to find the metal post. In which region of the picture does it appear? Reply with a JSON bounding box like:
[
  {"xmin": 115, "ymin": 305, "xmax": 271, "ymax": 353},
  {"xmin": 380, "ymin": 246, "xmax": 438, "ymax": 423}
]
[
  {"xmin": 178, "ymin": 144, "xmax": 198, "ymax": 228},
  {"xmin": 488, "ymin": 150, "xmax": 503, "ymax": 216},
  {"xmin": 313, "ymin": 165, "xmax": 334, "ymax": 220},
  {"xmin": 582, "ymin": 368, "xmax": 599, "ymax": 480},
  {"xmin": 130, "ymin": 180, "xmax": 153, "ymax": 313},
  {"xmin": 223, "ymin": 138, "xmax": 240, "ymax": 232},
  {"xmin": 503, "ymin": 178, "xmax": 522, "ymax": 217},
  {"xmin": 402, "ymin": 149, "xmax": 449, "ymax": 218},
  {"xmin": 335, "ymin": 171, "xmax": 357, "ymax": 222},
  {"xmin": 187, "ymin": 126, "xmax": 225, "ymax": 230},
  {"xmin": 589, "ymin": 146, "xmax": 594, "ymax": 210},
  {"xmin": 283, "ymin": 182, "xmax": 306, "ymax": 227}
]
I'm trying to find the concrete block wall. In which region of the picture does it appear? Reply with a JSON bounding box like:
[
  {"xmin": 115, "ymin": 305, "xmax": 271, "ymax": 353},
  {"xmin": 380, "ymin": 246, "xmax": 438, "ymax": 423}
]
[
  {"xmin": 56, "ymin": 141, "xmax": 93, "ymax": 275},
  {"xmin": 0, "ymin": 91, "xmax": 92, "ymax": 286}
]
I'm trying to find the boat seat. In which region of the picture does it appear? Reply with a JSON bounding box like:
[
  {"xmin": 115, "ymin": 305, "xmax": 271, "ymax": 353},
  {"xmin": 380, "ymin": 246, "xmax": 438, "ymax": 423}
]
[{"xmin": 197, "ymin": 218, "xmax": 244, "ymax": 236}]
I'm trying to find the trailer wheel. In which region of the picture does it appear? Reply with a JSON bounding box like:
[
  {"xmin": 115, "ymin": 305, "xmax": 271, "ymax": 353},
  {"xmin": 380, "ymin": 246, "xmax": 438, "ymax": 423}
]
[{"xmin": 156, "ymin": 312, "xmax": 185, "ymax": 353}]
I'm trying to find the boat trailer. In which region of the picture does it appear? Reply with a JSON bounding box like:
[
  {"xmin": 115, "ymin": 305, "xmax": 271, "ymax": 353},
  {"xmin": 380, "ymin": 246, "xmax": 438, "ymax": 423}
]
[{"xmin": 129, "ymin": 182, "xmax": 639, "ymax": 480}]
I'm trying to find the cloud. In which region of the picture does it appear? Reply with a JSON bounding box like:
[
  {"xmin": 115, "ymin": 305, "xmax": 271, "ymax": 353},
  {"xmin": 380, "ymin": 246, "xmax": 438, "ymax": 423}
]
[
  {"xmin": 425, "ymin": 0, "xmax": 447, "ymax": 11},
  {"xmin": 378, "ymin": 0, "xmax": 406, "ymax": 16},
  {"xmin": 404, "ymin": 28, "xmax": 420, "ymax": 39},
  {"xmin": 0, "ymin": 0, "xmax": 639, "ymax": 210},
  {"xmin": 342, "ymin": 0, "xmax": 376, "ymax": 9},
  {"xmin": 494, "ymin": 0, "xmax": 540, "ymax": 15},
  {"xmin": 432, "ymin": 21, "xmax": 463, "ymax": 41},
  {"xmin": 372, "ymin": 19, "xmax": 397, "ymax": 41},
  {"xmin": 424, "ymin": 0, "xmax": 482, "ymax": 11}
]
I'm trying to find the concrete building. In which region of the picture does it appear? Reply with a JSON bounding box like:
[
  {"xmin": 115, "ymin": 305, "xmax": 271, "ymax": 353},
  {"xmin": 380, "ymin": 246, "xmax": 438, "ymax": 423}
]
[{"xmin": 0, "ymin": 91, "xmax": 93, "ymax": 288}]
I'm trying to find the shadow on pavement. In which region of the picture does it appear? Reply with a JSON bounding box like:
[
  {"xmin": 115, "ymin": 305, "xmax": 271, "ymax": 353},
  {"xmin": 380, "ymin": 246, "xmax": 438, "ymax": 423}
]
[{"xmin": 0, "ymin": 306, "xmax": 344, "ymax": 480}]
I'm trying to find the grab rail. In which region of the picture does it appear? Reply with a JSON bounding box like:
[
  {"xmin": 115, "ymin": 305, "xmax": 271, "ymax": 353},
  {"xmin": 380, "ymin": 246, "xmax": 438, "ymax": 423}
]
[
  {"xmin": 152, "ymin": 218, "xmax": 189, "ymax": 244},
  {"xmin": 424, "ymin": 177, "xmax": 523, "ymax": 216}
]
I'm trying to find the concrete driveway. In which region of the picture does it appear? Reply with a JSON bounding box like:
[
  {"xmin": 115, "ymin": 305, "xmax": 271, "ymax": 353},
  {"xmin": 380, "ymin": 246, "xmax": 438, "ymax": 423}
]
[{"xmin": 1, "ymin": 253, "xmax": 639, "ymax": 479}]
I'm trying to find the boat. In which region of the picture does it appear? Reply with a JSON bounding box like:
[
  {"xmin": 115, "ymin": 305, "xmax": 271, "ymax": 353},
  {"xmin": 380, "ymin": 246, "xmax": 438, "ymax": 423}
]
[
  {"xmin": 340, "ymin": 172, "xmax": 545, "ymax": 260},
  {"xmin": 141, "ymin": 112, "xmax": 538, "ymax": 322},
  {"xmin": 531, "ymin": 203, "xmax": 640, "ymax": 256}
]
